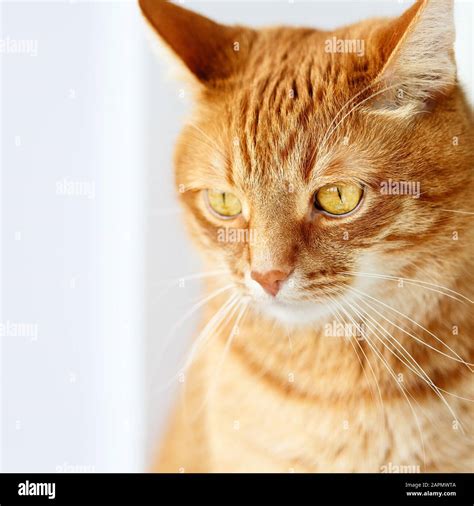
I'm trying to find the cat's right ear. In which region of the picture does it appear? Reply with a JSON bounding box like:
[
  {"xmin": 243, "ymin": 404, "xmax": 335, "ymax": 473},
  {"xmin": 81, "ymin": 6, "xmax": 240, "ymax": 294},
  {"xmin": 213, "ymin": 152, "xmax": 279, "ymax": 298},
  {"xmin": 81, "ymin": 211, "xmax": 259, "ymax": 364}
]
[{"xmin": 139, "ymin": 0, "xmax": 252, "ymax": 86}]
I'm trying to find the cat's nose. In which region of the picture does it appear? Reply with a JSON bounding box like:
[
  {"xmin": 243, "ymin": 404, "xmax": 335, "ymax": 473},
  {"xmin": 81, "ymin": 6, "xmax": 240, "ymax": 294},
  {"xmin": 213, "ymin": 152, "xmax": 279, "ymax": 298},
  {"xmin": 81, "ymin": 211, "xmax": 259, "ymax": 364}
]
[{"xmin": 250, "ymin": 269, "xmax": 291, "ymax": 296}]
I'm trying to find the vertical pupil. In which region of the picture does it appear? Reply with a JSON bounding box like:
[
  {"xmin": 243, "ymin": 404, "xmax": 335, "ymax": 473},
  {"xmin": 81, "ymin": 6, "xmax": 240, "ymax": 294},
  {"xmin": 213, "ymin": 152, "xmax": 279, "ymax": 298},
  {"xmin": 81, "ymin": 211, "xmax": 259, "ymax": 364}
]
[{"xmin": 222, "ymin": 193, "xmax": 226, "ymax": 205}]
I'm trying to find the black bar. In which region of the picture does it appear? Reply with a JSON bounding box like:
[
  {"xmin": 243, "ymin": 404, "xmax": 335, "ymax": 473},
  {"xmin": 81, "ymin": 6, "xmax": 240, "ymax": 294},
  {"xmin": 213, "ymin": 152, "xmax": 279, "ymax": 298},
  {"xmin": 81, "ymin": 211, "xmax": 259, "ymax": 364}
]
[{"xmin": 0, "ymin": 473, "xmax": 472, "ymax": 506}]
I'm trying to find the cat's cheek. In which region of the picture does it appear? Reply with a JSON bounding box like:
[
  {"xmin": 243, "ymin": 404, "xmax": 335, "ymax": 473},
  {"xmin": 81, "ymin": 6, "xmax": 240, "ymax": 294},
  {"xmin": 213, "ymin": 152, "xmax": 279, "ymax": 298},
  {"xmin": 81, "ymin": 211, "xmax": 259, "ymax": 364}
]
[{"xmin": 187, "ymin": 206, "xmax": 251, "ymax": 259}]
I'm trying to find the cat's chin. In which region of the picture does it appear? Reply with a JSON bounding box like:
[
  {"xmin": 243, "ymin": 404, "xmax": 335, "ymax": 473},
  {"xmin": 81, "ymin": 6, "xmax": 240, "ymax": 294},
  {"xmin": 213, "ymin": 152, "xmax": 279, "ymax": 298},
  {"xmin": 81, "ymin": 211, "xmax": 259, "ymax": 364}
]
[{"xmin": 255, "ymin": 297, "xmax": 334, "ymax": 328}]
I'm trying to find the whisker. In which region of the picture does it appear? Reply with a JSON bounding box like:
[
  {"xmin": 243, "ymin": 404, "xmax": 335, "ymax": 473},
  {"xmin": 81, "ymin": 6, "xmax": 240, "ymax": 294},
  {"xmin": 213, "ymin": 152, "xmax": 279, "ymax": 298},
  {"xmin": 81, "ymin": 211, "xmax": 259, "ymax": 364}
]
[
  {"xmin": 186, "ymin": 122, "xmax": 230, "ymax": 163},
  {"xmin": 191, "ymin": 300, "xmax": 249, "ymax": 419},
  {"xmin": 319, "ymin": 82, "xmax": 406, "ymax": 153},
  {"xmin": 349, "ymin": 295, "xmax": 466, "ymax": 431},
  {"xmin": 439, "ymin": 209, "xmax": 474, "ymax": 215},
  {"xmin": 150, "ymin": 269, "xmax": 231, "ymax": 302},
  {"xmin": 348, "ymin": 300, "xmax": 473, "ymax": 437},
  {"xmin": 352, "ymin": 296, "xmax": 474, "ymax": 404},
  {"xmin": 346, "ymin": 271, "xmax": 473, "ymax": 304},
  {"xmin": 339, "ymin": 300, "xmax": 428, "ymax": 470},
  {"xmin": 328, "ymin": 296, "xmax": 387, "ymax": 435},
  {"xmin": 179, "ymin": 295, "xmax": 243, "ymax": 424},
  {"xmin": 149, "ymin": 286, "xmax": 237, "ymax": 393},
  {"xmin": 317, "ymin": 80, "xmax": 380, "ymax": 151},
  {"xmin": 181, "ymin": 293, "xmax": 241, "ymax": 373},
  {"xmin": 160, "ymin": 284, "xmax": 235, "ymax": 358},
  {"xmin": 161, "ymin": 269, "xmax": 230, "ymax": 285},
  {"xmin": 156, "ymin": 294, "xmax": 240, "ymax": 416},
  {"xmin": 347, "ymin": 286, "xmax": 474, "ymax": 370}
]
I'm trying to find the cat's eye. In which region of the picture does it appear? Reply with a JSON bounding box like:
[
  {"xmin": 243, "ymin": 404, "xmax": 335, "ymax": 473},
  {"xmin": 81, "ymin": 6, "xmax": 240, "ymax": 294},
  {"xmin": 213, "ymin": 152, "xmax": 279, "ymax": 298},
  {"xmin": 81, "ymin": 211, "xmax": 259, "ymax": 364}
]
[
  {"xmin": 315, "ymin": 182, "xmax": 363, "ymax": 216},
  {"xmin": 206, "ymin": 189, "xmax": 242, "ymax": 218}
]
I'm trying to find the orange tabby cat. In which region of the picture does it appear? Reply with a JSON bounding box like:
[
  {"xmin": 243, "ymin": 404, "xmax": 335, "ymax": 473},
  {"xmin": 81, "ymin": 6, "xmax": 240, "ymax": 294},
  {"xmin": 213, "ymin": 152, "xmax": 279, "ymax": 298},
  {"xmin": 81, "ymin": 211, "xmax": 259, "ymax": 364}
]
[{"xmin": 140, "ymin": 0, "xmax": 474, "ymax": 472}]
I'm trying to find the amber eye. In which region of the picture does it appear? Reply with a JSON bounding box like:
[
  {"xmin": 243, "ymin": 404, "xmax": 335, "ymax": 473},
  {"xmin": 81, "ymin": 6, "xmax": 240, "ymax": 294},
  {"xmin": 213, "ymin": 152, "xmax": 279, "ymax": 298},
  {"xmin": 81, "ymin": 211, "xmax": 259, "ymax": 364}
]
[
  {"xmin": 206, "ymin": 189, "xmax": 242, "ymax": 218},
  {"xmin": 315, "ymin": 182, "xmax": 363, "ymax": 216}
]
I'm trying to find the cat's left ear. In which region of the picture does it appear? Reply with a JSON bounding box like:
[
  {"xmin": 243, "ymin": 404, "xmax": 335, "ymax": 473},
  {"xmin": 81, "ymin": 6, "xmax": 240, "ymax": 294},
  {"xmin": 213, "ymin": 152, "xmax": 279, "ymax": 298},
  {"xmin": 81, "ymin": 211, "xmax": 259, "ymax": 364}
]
[
  {"xmin": 373, "ymin": 0, "xmax": 456, "ymax": 115},
  {"xmin": 139, "ymin": 0, "xmax": 253, "ymax": 86}
]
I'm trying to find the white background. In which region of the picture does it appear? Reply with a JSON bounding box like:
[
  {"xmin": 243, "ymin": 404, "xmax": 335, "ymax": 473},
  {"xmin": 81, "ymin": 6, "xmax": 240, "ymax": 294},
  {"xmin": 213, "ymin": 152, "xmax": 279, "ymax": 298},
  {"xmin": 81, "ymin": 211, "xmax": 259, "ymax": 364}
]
[{"xmin": 1, "ymin": 0, "xmax": 472, "ymax": 472}]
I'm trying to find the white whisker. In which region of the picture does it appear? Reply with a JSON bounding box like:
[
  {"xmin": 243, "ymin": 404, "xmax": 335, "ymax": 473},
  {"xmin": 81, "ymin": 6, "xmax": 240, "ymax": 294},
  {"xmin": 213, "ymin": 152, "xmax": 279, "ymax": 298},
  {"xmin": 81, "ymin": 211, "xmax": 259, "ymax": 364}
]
[
  {"xmin": 439, "ymin": 209, "xmax": 474, "ymax": 215},
  {"xmin": 191, "ymin": 300, "xmax": 249, "ymax": 419},
  {"xmin": 318, "ymin": 80, "xmax": 379, "ymax": 150},
  {"xmin": 187, "ymin": 122, "xmax": 229, "ymax": 163},
  {"xmin": 319, "ymin": 82, "xmax": 405, "ymax": 153},
  {"xmin": 349, "ymin": 295, "xmax": 466, "ymax": 432},
  {"xmin": 348, "ymin": 286, "xmax": 474, "ymax": 370},
  {"xmin": 346, "ymin": 271, "xmax": 473, "ymax": 304},
  {"xmin": 150, "ymin": 286, "xmax": 237, "ymax": 393},
  {"xmin": 328, "ymin": 296, "xmax": 387, "ymax": 434},
  {"xmin": 180, "ymin": 293, "xmax": 240, "ymax": 375},
  {"xmin": 352, "ymin": 296, "xmax": 473, "ymax": 404},
  {"xmin": 339, "ymin": 300, "xmax": 428, "ymax": 470},
  {"xmin": 151, "ymin": 269, "xmax": 231, "ymax": 301}
]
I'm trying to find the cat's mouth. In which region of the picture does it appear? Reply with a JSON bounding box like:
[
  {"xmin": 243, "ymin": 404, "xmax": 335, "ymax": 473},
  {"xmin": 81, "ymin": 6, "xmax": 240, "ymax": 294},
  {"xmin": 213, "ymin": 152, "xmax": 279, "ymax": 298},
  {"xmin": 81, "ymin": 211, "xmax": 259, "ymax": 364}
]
[
  {"xmin": 253, "ymin": 296, "xmax": 336, "ymax": 326},
  {"xmin": 242, "ymin": 272, "xmax": 340, "ymax": 326}
]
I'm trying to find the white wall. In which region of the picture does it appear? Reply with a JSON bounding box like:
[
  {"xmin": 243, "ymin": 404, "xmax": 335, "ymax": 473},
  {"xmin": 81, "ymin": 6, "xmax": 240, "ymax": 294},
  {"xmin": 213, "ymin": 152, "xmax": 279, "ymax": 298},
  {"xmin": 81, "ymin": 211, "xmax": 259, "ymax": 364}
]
[{"xmin": 1, "ymin": 0, "xmax": 145, "ymax": 472}]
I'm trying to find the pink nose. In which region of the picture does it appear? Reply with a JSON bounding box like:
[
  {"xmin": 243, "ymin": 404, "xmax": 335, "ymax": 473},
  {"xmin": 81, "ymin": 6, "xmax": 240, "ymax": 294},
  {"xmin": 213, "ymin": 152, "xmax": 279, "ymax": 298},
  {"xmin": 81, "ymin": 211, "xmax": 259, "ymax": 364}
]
[{"xmin": 250, "ymin": 269, "xmax": 291, "ymax": 296}]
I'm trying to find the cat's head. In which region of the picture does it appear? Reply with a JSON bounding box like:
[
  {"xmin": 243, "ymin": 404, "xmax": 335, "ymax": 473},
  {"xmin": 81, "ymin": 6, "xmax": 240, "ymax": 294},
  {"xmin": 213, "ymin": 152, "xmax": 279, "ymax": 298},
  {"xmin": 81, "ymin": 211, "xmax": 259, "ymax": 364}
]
[{"xmin": 141, "ymin": 0, "xmax": 473, "ymax": 326}]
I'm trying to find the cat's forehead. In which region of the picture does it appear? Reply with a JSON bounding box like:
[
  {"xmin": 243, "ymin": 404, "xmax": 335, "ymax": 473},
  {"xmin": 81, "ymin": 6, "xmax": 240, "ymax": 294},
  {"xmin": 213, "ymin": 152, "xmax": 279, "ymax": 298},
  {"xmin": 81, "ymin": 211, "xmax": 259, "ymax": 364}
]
[
  {"xmin": 233, "ymin": 26, "xmax": 373, "ymax": 108},
  {"xmin": 226, "ymin": 93, "xmax": 363, "ymax": 195},
  {"xmin": 220, "ymin": 31, "xmax": 374, "ymax": 186}
]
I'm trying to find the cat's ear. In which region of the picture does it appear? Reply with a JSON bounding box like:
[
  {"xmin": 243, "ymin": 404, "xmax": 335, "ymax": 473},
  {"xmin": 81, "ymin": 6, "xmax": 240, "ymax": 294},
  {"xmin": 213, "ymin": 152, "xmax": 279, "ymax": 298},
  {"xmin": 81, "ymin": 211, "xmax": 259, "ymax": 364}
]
[
  {"xmin": 139, "ymin": 0, "xmax": 251, "ymax": 85},
  {"xmin": 372, "ymin": 0, "xmax": 456, "ymax": 115}
]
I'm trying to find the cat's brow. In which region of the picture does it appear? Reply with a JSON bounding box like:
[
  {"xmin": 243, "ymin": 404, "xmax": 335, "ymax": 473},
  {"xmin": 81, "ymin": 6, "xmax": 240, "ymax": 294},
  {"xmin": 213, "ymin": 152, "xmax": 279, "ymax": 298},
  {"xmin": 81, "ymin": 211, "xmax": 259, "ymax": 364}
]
[{"xmin": 183, "ymin": 174, "xmax": 233, "ymax": 192}]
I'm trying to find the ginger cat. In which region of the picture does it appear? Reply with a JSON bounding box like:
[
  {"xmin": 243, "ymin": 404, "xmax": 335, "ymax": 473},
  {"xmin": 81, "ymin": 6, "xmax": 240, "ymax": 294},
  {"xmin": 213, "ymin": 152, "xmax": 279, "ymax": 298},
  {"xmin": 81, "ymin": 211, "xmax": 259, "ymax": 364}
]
[{"xmin": 140, "ymin": 0, "xmax": 474, "ymax": 472}]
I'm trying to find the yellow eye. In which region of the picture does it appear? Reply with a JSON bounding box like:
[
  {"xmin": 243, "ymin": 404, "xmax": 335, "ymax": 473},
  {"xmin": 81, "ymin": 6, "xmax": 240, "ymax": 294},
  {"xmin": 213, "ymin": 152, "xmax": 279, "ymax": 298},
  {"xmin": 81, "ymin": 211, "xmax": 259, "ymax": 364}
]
[
  {"xmin": 206, "ymin": 189, "xmax": 242, "ymax": 218},
  {"xmin": 315, "ymin": 182, "xmax": 363, "ymax": 216}
]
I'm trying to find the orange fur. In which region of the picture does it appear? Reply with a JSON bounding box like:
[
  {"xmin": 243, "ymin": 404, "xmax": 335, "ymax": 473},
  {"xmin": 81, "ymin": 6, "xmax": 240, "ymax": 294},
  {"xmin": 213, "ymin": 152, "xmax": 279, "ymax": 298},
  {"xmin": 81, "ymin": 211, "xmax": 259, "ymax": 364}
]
[{"xmin": 141, "ymin": 0, "xmax": 474, "ymax": 472}]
